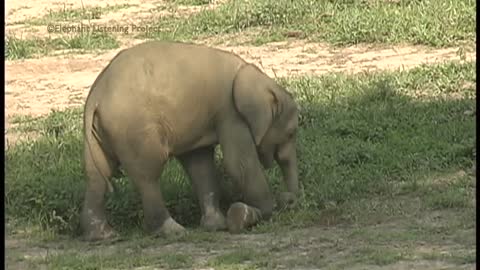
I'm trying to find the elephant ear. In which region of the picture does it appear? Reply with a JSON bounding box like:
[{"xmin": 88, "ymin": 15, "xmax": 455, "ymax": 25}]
[{"xmin": 232, "ymin": 64, "xmax": 278, "ymax": 146}]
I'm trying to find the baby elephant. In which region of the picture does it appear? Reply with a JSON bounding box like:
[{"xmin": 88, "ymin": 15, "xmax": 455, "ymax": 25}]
[{"xmin": 81, "ymin": 41, "xmax": 299, "ymax": 241}]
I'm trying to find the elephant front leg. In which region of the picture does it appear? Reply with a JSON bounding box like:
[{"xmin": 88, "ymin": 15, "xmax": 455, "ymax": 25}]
[
  {"xmin": 178, "ymin": 146, "xmax": 226, "ymax": 231},
  {"xmin": 218, "ymin": 122, "xmax": 275, "ymax": 233},
  {"xmin": 223, "ymin": 157, "xmax": 274, "ymax": 233}
]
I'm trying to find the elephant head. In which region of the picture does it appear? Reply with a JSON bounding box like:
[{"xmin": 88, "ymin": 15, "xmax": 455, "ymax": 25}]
[{"xmin": 232, "ymin": 64, "xmax": 299, "ymax": 199}]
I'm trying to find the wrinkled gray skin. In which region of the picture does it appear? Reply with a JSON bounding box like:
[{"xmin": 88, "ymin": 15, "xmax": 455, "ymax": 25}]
[{"xmin": 81, "ymin": 41, "xmax": 299, "ymax": 241}]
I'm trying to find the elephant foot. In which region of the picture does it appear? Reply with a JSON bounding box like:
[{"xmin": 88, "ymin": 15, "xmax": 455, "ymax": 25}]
[
  {"xmin": 82, "ymin": 222, "xmax": 118, "ymax": 242},
  {"xmin": 154, "ymin": 217, "xmax": 186, "ymax": 237},
  {"xmin": 276, "ymin": 192, "xmax": 297, "ymax": 209},
  {"xmin": 226, "ymin": 202, "xmax": 262, "ymax": 234},
  {"xmin": 201, "ymin": 211, "xmax": 227, "ymax": 231}
]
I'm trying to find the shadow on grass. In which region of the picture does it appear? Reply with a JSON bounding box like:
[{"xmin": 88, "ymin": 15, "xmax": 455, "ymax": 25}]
[{"xmin": 5, "ymin": 62, "xmax": 476, "ymax": 237}]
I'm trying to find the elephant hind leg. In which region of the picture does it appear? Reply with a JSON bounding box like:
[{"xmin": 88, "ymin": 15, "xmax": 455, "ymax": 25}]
[
  {"xmin": 116, "ymin": 133, "xmax": 185, "ymax": 236},
  {"xmin": 178, "ymin": 146, "xmax": 227, "ymax": 231},
  {"xmin": 81, "ymin": 137, "xmax": 119, "ymax": 242}
]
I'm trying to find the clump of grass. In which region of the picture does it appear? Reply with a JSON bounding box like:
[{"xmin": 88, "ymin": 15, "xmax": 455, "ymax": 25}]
[
  {"xmin": 5, "ymin": 62, "xmax": 475, "ymax": 234},
  {"xmin": 5, "ymin": 32, "xmax": 119, "ymax": 60},
  {"xmin": 161, "ymin": 253, "xmax": 195, "ymax": 269},
  {"xmin": 422, "ymin": 174, "xmax": 474, "ymax": 209},
  {"xmin": 5, "ymin": 36, "xmax": 44, "ymax": 60},
  {"xmin": 43, "ymin": 249, "xmax": 192, "ymax": 269},
  {"xmin": 147, "ymin": 0, "xmax": 476, "ymax": 46},
  {"xmin": 168, "ymin": 0, "xmax": 212, "ymax": 5},
  {"xmin": 419, "ymin": 250, "xmax": 476, "ymax": 265},
  {"xmin": 207, "ymin": 248, "xmax": 267, "ymax": 268},
  {"xmin": 23, "ymin": 4, "xmax": 133, "ymax": 25},
  {"xmin": 352, "ymin": 247, "xmax": 408, "ymax": 266}
]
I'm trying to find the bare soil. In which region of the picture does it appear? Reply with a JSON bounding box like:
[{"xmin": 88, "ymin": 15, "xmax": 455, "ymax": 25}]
[
  {"xmin": 6, "ymin": 203, "xmax": 476, "ymax": 270},
  {"xmin": 5, "ymin": 1, "xmax": 477, "ymax": 269},
  {"xmin": 5, "ymin": 0, "xmax": 476, "ymax": 126},
  {"xmin": 6, "ymin": 42, "xmax": 475, "ymax": 123}
]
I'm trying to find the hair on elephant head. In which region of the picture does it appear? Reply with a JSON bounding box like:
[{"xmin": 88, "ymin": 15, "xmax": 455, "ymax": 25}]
[{"xmin": 232, "ymin": 63, "xmax": 299, "ymax": 170}]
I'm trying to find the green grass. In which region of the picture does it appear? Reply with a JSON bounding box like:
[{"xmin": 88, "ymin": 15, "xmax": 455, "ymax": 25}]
[
  {"xmin": 207, "ymin": 248, "xmax": 269, "ymax": 269},
  {"xmin": 20, "ymin": 4, "xmax": 133, "ymax": 25},
  {"xmin": 5, "ymin": 61, "xmax": 476, "ymax": 236},
  {"xmin": 5, "ymin": 32, "xmax": 119, "ymax": 60},
  {"xmin": 351, "ymin": 247, "xmax": 408, "ymax": 266},
  {"xmin": 419, "ymin": 250, "xmax": 476, "ymax": 265},
  {"xmin": 167, "ymin": 0, "xmax": 213, "ymax": 5},
  {"xmin": 145, "ymin": 0, "xmax": 476, "ymax": 46},
  {"xmin": 343, "ymin": 214, "xmax": 475, "ymax": 262},
  {"xmin": 422, "ymin": 173, "xmax": 474, "ymax": 209},
  {"xmin": 38, "ymin": 250, "xmax": 193, "ymax": 269},
  {"xmin": 6, "ymin": 0, "xmax": 475, "ymax": 60}
]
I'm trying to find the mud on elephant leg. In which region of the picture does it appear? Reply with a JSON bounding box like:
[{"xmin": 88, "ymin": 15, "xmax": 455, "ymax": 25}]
[
  {"xmin": 178, "ymin": 146, "xmax": 227, "ymax": 231},
  {"xmin": 81, "ymin": 179, "xmax": 118, "ymax": 241},
  {"xmin": 125, "ymin": 162, "xmax": 186, "ymax": 236},
  {"xmin": 219, "ymin": 120, "xmax": 275, "ymax": 233},
  {"xmin": 118, "ymin": 139, "xmax": 186, "ymax": 237},
  {"xmin": 80, "ymin": 141, "xmax": 119, "ymax": 242},
  {"xmin": 226, "ymin": 182, "xmax": 274, "ymax": 234}
]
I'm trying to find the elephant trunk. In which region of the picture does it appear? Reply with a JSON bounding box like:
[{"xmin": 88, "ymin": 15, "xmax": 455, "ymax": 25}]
[
  {"xmin": 275, "ymin": 138, "xmax": 299, "ymax": 195},
  {"xmin": 279, "ymin": 153, "xmax": 298, "ymax": 195}
]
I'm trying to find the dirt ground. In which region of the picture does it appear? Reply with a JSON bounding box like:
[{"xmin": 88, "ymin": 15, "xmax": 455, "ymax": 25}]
[
  {"xmin": 6, "ymin": 193, "xmax": 476, "ymax": 270},
  {"xmin": 5, "ymin": 0, "xmax": 476, "ymax": 128},
  {"xmin": 5, "ymin": 42, "xmax": 475, "ymax": 122},
  {"xmin": 5, "ymin": 1, "xmax": 477, "ymax": 269}
]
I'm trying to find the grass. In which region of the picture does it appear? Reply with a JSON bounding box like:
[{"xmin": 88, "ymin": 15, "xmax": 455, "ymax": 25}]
[
  {"xmin": 5, "ymin": 32, "xmax": 119, "ymax": 60},
  {"xmin": 8, "ymin": 220, "xmax": 474, "ymax": 269},
  {"xmin": 351, "ymin": 247, "xmax": 408, "ymax": 266},
  {"xmin": 6, "ymin": 4, "xmax": 130, "ymax": 60},
  {"xmin": 37, "ymin": 250, "xmax": 193, "ymax": 269},
  {"xmin": 5, "ymin": 61, "xmax": 475, "ymax": 236},
  {"xmin": 145, "ymin": 0, "xmax": 476, "ymax": 46},
  {"xmin": 20, "ymin": 4, "xmax": 133, "ymax": 25},
  {"xmin": 167, "ymin": 0, "xmax": 213, "ymax": 5},
  {"xmin": 6, "ymin": 0, "xmax": 475, "ymax": 59},
  {"xmin": 207, "ymin": 248, "xmax": 268, "ymax": 269},
  {"xmin": 419, "ymin": 250, "xmax": 476, "ymax": 265},
  {"xmin": 5, "ymin": 2, "xmax": 476, "ymax": 269}
]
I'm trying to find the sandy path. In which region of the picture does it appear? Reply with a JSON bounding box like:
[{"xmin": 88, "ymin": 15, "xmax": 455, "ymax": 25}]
[
  {"xmin": 5, "ymin": 42, "xmax": 476, "ymax": 122},
  {"xmin": 5, "ymin": 0, "xmax": 476, "ymax": 124},
  {"xmin": 6, "ymin": 0, "xmax": 227, "ymax": 25},
  {"xmin": 4, "ymin": 0, "xmax": 476, "ymax": 137}
]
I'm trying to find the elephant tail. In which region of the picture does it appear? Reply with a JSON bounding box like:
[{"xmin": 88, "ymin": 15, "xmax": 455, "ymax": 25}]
[
  {"xmin": 83, "ymin": 99, "xmax": 115, "ymax": 193},
  {"xmin": 83, "ymin": 48, "xmax": 127, "ymax": 193}
]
